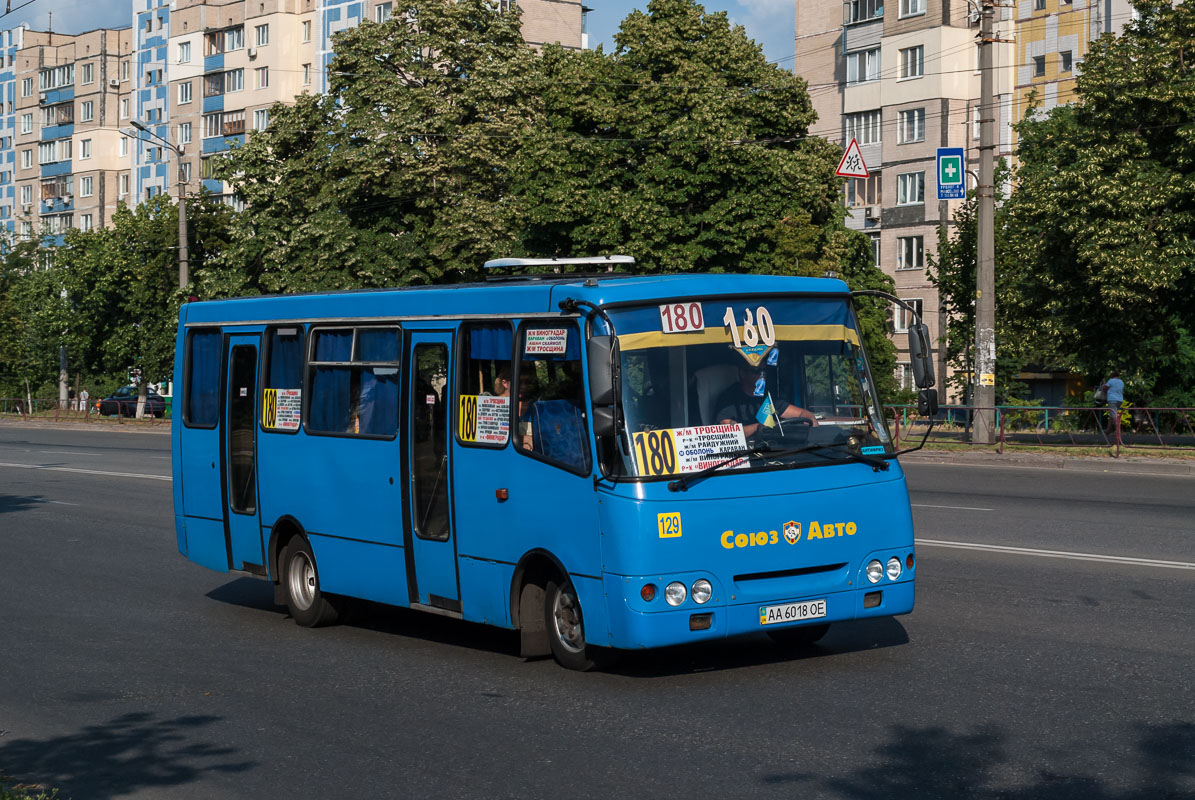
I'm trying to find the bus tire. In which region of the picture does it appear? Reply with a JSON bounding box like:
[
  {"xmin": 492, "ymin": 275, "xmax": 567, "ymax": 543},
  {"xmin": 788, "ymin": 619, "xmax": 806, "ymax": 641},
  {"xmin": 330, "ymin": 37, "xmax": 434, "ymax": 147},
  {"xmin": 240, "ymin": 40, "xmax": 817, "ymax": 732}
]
[
  {"xmin": 281, "ymin": 536, "xmax": 342, "ymax": 628},
  {"xmin": 767, "ymin": 623, "xmax": 830, "ymax": 648},
  {"xmin": 544, "ymin": 577, "xmax": 613, "ymax": 672}
]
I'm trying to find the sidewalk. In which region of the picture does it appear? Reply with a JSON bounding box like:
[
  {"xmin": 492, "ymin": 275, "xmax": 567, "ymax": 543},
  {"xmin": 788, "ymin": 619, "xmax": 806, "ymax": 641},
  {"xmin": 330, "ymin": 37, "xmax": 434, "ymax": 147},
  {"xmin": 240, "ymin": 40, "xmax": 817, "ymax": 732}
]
[
  {"xmin": 899, "ymin": 447, "xmax": 1195, "ymax": 476},
  {"xmin": 0, "ymin": 416, "xmax": 171, "ymax": 435}
]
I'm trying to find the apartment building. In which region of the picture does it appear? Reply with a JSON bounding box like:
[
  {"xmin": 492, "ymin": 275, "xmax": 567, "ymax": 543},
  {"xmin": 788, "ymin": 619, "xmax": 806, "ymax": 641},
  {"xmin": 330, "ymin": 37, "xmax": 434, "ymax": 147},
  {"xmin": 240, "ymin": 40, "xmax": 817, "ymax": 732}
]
[{"xmin": 8, "ymin": 27, "xmax": 133, "ymax": 247}]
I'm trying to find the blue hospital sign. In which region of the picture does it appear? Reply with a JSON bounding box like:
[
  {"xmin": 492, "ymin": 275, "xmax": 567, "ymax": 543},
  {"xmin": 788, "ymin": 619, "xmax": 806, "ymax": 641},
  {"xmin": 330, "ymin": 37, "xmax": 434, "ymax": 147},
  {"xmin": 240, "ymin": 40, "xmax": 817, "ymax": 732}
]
[{"xmin": 937, "ymin": 148, "xmax": 965, "ymax": 200}]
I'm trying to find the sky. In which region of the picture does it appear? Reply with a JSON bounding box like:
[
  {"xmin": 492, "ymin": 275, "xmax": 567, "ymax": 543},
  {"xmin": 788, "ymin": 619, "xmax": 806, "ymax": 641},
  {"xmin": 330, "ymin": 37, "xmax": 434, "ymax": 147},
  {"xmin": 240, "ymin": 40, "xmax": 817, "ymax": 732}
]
[{"xmin": 5, "ymin": 0, "xmax": 795, "ymax": 67}]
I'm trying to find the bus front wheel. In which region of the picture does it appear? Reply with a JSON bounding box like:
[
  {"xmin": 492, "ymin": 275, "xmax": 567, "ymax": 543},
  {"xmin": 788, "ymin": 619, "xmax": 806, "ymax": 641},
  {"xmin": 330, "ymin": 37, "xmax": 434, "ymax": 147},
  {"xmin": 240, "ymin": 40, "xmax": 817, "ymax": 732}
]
[
  {"xmin": 281, "ymin": 537, "xmax": 342, "ymax": 628},
  {"xmin": 544, "ymin": 578, "xmax": 612, "ymax": 672}
]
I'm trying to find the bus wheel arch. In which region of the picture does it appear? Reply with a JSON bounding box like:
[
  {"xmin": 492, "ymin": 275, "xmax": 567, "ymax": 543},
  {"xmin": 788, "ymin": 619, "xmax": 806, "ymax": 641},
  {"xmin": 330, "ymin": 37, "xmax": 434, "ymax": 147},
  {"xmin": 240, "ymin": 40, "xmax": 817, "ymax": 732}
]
[{"xmin": 510, "ymin": 549, "xmax": 566, "ymax": 660}]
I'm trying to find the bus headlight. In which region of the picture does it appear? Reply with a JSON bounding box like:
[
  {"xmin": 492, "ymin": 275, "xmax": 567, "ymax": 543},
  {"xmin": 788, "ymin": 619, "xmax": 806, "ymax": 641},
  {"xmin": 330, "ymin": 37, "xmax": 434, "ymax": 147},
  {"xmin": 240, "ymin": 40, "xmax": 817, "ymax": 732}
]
[
  {"xmin": 691, "ymin": 579, "xmax": 712, "ymax": 604},
  {"xmin": 866, "ymin": 560, "xmax": 883, "ymax": 584},
  {"xmin": 664, "ymin": 581, "xmax": 687, "ymax": 606},
  {"xmin": 886, "ymin": 557, "xmax": 903, "ymax": 580}
]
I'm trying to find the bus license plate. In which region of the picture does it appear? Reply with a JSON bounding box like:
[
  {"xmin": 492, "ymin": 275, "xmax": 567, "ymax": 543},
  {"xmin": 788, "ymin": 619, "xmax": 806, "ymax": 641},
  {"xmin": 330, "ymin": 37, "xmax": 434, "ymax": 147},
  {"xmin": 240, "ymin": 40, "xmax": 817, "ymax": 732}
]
[{"xmin": 759, "ymin": 599, "xmax": 827, "ymax": 626}]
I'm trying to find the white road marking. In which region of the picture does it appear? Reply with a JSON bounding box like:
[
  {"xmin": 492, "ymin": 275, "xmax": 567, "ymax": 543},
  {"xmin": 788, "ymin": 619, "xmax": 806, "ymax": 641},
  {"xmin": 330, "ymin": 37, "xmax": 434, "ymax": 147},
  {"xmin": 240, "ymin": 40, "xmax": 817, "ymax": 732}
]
[
  {"xmin": 32, "ymin": 497, "xmax": 79, "ymax": 506},
  {"xmin": 0, "ymin": 462, "xmax": 171, "ymax": 482},
  {"xmin": 916, "ymin": 538, "xmax": 1195, "ymax": 570},
  {"xmin": 37, "ymin": 450, "xmax": 101, "ymax": 457},
  {"xmin": 913, "ymin": 503, "xmax": 994, "ymax": 512}
]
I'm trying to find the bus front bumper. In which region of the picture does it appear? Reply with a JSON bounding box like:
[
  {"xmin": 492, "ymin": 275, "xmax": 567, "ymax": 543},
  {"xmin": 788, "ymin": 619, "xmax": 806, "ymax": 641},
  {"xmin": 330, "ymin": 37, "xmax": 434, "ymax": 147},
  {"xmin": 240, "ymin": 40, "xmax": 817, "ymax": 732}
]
[{"xmin": 601, "ymin": 579, "xmax": 914, "ymax": 650}]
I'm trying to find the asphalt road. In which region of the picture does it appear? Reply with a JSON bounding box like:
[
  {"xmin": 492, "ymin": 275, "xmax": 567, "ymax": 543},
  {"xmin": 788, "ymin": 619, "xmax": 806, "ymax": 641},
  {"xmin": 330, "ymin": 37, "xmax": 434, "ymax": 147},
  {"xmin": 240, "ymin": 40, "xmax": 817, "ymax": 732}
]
[{"xmin": 1, "ymin": 424, "xmax": 1192, "ymax": 800}]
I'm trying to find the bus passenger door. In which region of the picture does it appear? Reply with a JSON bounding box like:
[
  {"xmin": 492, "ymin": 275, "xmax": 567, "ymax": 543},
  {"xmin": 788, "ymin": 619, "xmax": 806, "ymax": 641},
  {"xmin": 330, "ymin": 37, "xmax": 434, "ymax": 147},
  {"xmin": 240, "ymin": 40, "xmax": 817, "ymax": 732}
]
[
  {"xmin": 403, "ymin": 332, "xmax": 459, "ymax": 611},
  {"xmin": 224, "ymin": 334, "xmax": 264, "ymax": 572}
]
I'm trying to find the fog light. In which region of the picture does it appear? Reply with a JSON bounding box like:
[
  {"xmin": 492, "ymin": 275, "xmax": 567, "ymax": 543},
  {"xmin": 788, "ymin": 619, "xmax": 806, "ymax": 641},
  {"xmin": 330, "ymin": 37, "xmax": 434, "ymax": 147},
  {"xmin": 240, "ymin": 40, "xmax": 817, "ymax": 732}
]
[
  {"xmin": 866, "ymin": 560, "xmax": 883, "ymax": 584},
  {"xmin": 691, "ymin": 579, "xmax": 712, "ymax": 604},
  {"xmin": 689, "ymin": 613, "xmax": 713, "ymax": 631},
  {"xmin": 664, "ymin": 581, "xmax": 687, "ymax": 606},
  {"xmin": 886, "ymin": 557, "xmax": 902, "ymax": 580},
  {"xmin": 641, "ymin": 583, "xmax": 657, "ymax": 602},
  {"xmin": 864, "ymin": 591, "xmax": 882, "ymax": 608}
]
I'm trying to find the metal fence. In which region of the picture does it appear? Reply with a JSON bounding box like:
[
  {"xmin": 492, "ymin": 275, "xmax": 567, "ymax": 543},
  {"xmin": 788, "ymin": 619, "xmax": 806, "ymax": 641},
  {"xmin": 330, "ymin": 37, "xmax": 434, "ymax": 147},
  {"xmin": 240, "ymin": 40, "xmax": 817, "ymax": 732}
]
[
  {"xmin": 2, "ymin": 397, "xmax": 170, "ymax": 425},
  {"xmin": 890, "ymin": 405, "xmax": 1195, "ymax": 456}
]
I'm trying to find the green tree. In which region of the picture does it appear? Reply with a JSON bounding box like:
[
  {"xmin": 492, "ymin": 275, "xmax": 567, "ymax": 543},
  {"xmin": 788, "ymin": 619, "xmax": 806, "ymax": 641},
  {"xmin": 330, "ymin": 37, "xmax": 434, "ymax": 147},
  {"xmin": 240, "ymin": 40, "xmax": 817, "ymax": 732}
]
[
  {"xmin": 1002, "ymin": 0, "xmax": 1195, "ymax": 405},
  {"xmin": 211, "ymin": 0, "xmax": 540, "ymax": 293},
  {"xmin": 0, "ymin": 237, "xmax": 57, "ymax": 402}
]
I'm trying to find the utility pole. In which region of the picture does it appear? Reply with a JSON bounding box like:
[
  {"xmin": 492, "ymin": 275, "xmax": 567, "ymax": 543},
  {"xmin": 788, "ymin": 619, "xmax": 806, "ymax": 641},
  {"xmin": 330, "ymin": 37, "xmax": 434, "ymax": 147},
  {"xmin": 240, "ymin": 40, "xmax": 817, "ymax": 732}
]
[
  {"xmin": 130, "ymin": 120, "xmax": 188, "ymax": 289},
  {"xmin": 972, "ymin": 0, "xmax": 997, "ymax": 444}
]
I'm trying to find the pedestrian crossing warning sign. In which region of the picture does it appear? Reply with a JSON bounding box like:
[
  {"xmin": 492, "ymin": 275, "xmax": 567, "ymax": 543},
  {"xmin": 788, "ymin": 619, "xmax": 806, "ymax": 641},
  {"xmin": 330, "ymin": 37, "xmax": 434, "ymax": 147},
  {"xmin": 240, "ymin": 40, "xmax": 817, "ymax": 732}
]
[{"xmin": 835, "ymin": 138, "xmax": 869, "ymax": 178}]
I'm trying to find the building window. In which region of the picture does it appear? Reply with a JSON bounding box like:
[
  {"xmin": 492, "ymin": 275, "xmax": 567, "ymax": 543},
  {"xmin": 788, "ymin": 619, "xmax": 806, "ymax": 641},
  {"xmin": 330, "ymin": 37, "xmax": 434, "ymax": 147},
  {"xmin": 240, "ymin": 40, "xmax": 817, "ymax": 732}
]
[
  {"xmin": 121, "ymin": 98, "xmax": 129, "ymax": 119},
  {"xmin": 897, "ymin": 108, "xmax": 925, "ymax": 143},
  {"xmin": 81, "ymin": 139, "xmax": 92, "ymax": 160},
  {"xmin": 973, "ymin": 104, "xmax": 981, "ymax": 139},
  {"xmin": 121, "ymin": 60, "xmax": 130, "ymax": 81},
  {"xmin": 201, "ymin": 157, "xmax": 216, "ymax": 179},
  {"xmin": 843, "ymin": 0, "xmax": 882, "ymax": 24},
  {"xmin": 844, "ymin": 110, "xmax": 881, "ymax": 145},
  {"xmin": 20, "ymin": 221, "xmax": 32, "ymax": 238},
  {"xmin": 899, "ymin": 0, "xmax": 925, "ymax": 16},
  {"xmin": 375, "ymin": 2, "xmax": 393, "ymax": 22},
  {"xmin": 181, "ymin": 161, "xmax": 192, "ymax": 183},
  {"xmin": 120, "ymin": 136, "xmax": 128, "ymax": 157},
  {"xmin": 894, "ymin": 298, "xmax": 923, "ymax": 332},
  {"xmin": 80, "ymin": 214, "xmax": 93, "ymax": 232},
  {"xmin": 20, "ymin": 113, "xmax": 31, "ymax": 134},
  {"xmin": 253, "ymin": 109, "xmax": 269, "ymax": 131},
  {"xmin": 178, "ymin": 41, "xmax": 190, "ymax": 63},
  {"xmin": 899, "ymin": 46, "xmax": 924, "ymax": 79},
  {"xmin": 1033, "ymin": 55, "xmax": 1046, "ymax": 77},
  {"xmin": 144, "ymin": 17, "xmax": 152, "ymax": 33},
  {"xmin": 896, "ymin": 362, "xmax": 914, "ymax": 391},
  {"xmin": 255, "ymin": 67, "xmax": 268, "ymax": 89},
  {"xmin": 255, "ymin": 24, "xmax": 269, "ymax": 46},
  {"xmin": 225, "ymin": 27, "xmax": 244, "ymax": 51},
  {"xmin": 302, "ymin": 20, "xmax": 311, "ymax": 41},
  {"xmin": 178, "ymin": 81, "xmax": 192, "ymax": 104},
  {"xmin": 226, "ymin": 68, "xmax": 244, "ymax": 92},
  {"xmin": 179, "ymin": 122, "xmax": 192, "ymax": 145},
  {"xmin": 20, "ymin": 185, "xmax": 31, "ymax": 204},
  {"xmin": 119, "ymin": 174, "xmax": 129, "ymax": 196},
  {"xmin": 81, "ymin": 101, "xmax": 95, "ymax": 122},
  {"xmin": 846, "ymin": 48, "xmax": 881, "ymax": 85},
  {"xmin": 302, "ymin": 63, "xmax": 312, "ymax": 85},
  {"xmin": 21, "ymin": 149, "xmax": 31, "ymax": 169},
  {"xmin": 81, "ymin": 63, "xmax": 95, "ymax": 84},
  {"xmin": 1034, "ymin": 0, "xmax": 1046, "ymax": 9},
  {"xmin": 1060, "ymin": 50, "xmax": 1073, "ymax": 72},
  {"xmin": 897, "ymin": 172, "xmax": 924, "ymax": 205},
  {"xmin": 21, "ymin": 77, "xmax": 31, "ymax": 96},
  {"xmin": 844, "ymin": 172, "xmax": 882, "ymax": 207},
  {"xmin": 897, "ymin": 238, "xmax": 924, "ymax": 271},
  {"xmin": 869, "ymin": 234, "xmax": 881, "ymax": 267},
  {"xmin": 81, "ymin": 176, "xmax": 94, "ymax": 197}
]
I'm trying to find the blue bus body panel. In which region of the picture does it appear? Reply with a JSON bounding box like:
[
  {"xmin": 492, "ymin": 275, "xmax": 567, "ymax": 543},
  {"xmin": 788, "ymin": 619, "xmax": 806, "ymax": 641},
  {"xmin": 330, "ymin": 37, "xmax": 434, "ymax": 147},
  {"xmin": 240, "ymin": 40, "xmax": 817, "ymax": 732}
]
[{"xmin": 595, "ymin": 462, "xmax": 915, "ymax": 648}]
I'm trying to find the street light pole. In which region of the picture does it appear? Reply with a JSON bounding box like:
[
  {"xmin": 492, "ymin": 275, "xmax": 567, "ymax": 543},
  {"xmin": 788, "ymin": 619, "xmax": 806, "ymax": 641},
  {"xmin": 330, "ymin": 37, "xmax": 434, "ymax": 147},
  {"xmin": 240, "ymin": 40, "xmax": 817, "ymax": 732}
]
[
  {"xmin": 130, "ymin": 120, "xmax": 188, "ymax": 289},
  {"xmin": 972, "ymin": 0, "xmax": 997, "ymax": 444}
]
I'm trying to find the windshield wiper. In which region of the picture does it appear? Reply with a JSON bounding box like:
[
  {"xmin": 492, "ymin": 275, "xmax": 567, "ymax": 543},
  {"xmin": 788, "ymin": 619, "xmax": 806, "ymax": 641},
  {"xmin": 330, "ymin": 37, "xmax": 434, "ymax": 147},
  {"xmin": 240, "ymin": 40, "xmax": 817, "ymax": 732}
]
[
  {"xmin": 793, "ymin": 441, "xmax": 890, "ymax": 471},
  {"xmin": 668, "ymin": 444, "xmax": 777, "ymax": 492}
]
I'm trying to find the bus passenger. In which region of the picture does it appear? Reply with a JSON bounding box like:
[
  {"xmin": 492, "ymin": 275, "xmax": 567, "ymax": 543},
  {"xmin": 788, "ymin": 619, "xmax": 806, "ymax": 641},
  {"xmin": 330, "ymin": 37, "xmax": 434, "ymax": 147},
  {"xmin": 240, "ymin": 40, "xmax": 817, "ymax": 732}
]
[{"xmin": 715, "ymin": 364, "xmax": 817, "ymax": 437}]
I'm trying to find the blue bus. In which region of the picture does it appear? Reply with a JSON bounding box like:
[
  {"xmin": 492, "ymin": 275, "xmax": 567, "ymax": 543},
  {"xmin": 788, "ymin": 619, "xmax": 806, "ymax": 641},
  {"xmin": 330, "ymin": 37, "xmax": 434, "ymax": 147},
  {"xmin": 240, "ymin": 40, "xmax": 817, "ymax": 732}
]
[{"xmin": 172, "ymin": 258, "xmax": 937, "ymax": 670}]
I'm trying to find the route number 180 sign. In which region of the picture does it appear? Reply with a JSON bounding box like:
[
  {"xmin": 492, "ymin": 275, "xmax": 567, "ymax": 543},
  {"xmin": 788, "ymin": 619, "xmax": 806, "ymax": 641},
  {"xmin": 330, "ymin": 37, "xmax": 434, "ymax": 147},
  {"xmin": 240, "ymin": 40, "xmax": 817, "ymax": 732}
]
[{"xmin": 659, "ymin": 302, "xmax": 705, "ymax": 333}]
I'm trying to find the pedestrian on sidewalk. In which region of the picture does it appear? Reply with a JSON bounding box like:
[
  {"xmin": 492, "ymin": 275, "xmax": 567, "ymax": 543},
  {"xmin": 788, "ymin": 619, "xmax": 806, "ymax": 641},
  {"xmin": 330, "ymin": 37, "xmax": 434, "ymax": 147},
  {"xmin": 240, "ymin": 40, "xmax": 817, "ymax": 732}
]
[{"xmin": 1101, "ymin": 371, "xmax": 1124, "ymax": 434}]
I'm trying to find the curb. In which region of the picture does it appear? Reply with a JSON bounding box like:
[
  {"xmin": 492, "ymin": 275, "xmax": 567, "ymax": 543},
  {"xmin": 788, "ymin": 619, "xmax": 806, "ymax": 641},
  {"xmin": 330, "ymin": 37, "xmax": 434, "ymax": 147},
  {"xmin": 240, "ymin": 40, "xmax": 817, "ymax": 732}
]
[
  {"xmin": 0, "ymin": 417, "xmax": 171, "ymax": 435},
  {"xmin": 899, "ymin": 449, "xmax": 1195, "ymax": 475}
]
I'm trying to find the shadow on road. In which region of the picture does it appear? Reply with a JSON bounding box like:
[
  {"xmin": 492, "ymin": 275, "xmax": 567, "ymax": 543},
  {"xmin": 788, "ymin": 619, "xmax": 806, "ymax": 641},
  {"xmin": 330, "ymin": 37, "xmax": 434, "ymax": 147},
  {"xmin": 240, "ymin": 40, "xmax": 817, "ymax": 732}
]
[
  {"xmin": 0, "ymin": 711, "xmax": 255, "ymax": 799},
  {"xmin": 0, "ymin": 494, "xmax": 42, "ymax": 516},
  {"xmin": 780, "ymin": 720, "xmax": 1195, "ymax": 799}
]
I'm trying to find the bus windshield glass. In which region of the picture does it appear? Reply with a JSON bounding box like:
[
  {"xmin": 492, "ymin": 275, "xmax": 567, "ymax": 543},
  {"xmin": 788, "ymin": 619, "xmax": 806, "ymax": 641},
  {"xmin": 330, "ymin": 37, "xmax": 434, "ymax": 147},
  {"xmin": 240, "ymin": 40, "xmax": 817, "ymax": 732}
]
[{"xmin": 607, "ymin": 297, "xmax": 892, "ymax": 479}]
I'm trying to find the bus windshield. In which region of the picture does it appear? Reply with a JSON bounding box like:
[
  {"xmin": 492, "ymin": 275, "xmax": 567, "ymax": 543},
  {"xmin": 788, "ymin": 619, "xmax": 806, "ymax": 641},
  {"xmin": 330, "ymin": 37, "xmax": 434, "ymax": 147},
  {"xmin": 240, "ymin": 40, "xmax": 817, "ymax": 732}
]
[{"xmin": 607, "ymin": 297, "xmax": 892, "ymax": 479}]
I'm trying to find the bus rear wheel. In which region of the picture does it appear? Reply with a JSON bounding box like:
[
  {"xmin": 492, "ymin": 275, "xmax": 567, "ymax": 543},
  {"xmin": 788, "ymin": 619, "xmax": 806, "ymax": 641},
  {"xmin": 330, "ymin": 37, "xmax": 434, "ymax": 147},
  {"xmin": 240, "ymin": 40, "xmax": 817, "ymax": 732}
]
[
  {"xmin": 544, "ymin": 578, "xmax": 613, "ymax": 672},
  {"xmin": 767, "ymin": 623, "xmax": 830, "ymax": 648},
  {"xmin": 281, "ymin": 537, "xmax": 342, "ymax": 628}
]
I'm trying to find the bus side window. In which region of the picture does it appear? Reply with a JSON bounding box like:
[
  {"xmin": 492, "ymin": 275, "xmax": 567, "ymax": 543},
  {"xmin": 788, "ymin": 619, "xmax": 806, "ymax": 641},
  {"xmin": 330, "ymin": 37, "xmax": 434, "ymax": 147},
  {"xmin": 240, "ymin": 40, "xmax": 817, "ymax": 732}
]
[
  {"xmin": 307, "ymin": 326, "xmax": 400, "ymax": 438},
  {"xmin": 184, "ymin": 328, "xmax": 221, "ymax": 428},
  {"xmin": 515, "ymin": 323, "xmax": 590, "ymax": 475},
  {"xmin": 456, "ymin": 322, "xmax": 513, "ymax": 448},
  {"xmin": 261, "ymin": 326, "xmax": 305, "ymax": 433}
]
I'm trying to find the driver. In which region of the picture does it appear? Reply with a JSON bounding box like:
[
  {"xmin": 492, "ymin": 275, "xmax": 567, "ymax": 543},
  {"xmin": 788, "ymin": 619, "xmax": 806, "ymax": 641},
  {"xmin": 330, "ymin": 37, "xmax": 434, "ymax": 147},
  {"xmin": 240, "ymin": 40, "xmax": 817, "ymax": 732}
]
[{"xmin": 714, "ymin": 364, "xmax": 817, "ymax": 438}]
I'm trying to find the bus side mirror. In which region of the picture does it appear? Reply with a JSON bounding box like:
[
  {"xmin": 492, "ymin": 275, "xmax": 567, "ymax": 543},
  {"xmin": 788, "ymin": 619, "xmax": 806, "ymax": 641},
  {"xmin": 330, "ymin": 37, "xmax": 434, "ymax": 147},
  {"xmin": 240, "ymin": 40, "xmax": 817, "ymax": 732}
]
[
  {"xmin": 918, "ymin": 388, "xmax": 939, "ymax": 417},
  {"xmin": 588, "ymin": 336, "xmax": 619, "ymax": 438},
  {"xmin": 908, "ymin": 322, "xmax": 936, "ymax": 389}
]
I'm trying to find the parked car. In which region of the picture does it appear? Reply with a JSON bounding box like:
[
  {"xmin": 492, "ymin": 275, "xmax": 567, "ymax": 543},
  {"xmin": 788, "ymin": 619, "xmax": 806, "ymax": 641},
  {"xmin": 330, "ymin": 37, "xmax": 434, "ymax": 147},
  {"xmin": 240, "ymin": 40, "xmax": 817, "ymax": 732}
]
[{"xmin": 96, "ymin": 386, "xmax": 166, "ymax": 418}]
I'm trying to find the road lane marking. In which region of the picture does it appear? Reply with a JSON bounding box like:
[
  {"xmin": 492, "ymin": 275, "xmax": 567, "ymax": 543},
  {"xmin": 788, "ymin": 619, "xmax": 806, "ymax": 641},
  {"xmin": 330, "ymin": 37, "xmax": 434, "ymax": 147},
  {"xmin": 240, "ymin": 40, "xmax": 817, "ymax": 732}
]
[
  {"xmin": 37, "ymin": 450, "xmax": 102, "ymax": 457},
  {"xmin": 913, "ymin": 503, "xmax": 994, "ymax": 512},
  {"xmin": 916, "ymin": 538, "xmax": 1195, "ymax": 570},
  {"xmin": 0, "ymin": 462, "xmax": 171, "ymax": 482}
]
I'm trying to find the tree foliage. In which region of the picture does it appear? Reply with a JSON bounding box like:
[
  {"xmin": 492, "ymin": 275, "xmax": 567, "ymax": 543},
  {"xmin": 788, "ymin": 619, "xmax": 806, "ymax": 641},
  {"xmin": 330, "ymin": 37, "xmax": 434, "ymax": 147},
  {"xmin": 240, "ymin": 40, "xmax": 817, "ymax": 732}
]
[{"xmin": 1002, "ymin": 0, "xmax": 1195, "ymax": 405}]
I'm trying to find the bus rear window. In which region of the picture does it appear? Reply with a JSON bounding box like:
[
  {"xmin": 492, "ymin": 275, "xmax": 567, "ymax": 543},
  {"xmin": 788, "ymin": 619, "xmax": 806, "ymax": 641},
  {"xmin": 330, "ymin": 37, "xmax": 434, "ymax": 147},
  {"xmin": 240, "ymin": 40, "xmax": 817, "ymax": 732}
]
[
  {"xmin": 306, "ymin": 326, "xmax": 400, "ymax": 437},
  {"xmin": 184, "ymin": 328, "xmax": 221, "ymax": 428}
]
